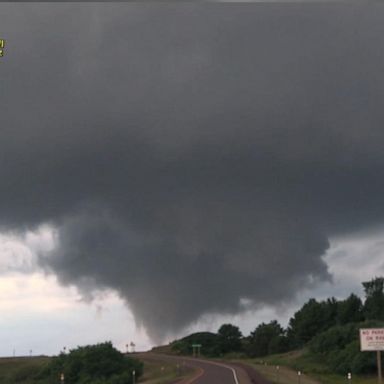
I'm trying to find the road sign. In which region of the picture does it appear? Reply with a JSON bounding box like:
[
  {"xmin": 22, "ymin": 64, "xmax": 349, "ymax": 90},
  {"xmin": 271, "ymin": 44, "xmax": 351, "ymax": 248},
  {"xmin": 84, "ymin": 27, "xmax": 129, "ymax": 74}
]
[
  {"xmin": 360, "ymin": 329, "xmax": 384, "ymax": 384},
  {"xmin": 191, "ymin": 344, "xmax": 202, "ymax": 357},
  {"xmin": 360, "ymin": 329, "xmax": 384, "ymax": 351}
]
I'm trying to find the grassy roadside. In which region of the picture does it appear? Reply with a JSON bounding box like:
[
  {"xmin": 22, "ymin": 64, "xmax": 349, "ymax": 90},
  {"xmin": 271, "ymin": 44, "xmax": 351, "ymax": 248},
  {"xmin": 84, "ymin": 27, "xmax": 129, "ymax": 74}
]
[
  {"xmin": 232, "ymin": 350, "xmax": 379, "ymax": 384},
  {"xmin": 139, "ymin": 359, "xmax": 179, "ymax": 384},
  {"xmin": 137, "ymin": 354, "xmax": 196, "ymax": 384}
]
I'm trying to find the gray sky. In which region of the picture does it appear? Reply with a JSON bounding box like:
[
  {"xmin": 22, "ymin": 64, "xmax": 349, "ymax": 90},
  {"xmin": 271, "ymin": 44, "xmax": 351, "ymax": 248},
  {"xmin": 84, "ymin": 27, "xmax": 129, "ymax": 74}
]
[{"xmin": 1, "ymin": 3, "xmax": 384, "ymax": 354}]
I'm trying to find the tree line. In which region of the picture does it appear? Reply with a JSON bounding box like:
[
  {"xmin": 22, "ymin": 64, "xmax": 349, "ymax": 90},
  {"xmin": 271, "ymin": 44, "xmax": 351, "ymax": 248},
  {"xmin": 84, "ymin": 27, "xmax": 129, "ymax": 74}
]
[{"xmin": 171, "ymin": 277, "xmax": 384, "ymax": 374}]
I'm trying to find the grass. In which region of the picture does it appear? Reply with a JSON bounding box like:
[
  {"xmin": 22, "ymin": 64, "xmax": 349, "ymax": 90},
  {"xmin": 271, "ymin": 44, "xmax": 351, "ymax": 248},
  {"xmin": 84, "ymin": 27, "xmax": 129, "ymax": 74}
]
[
  {"xmin": 0, "ymin": 356, "xmax": 51, "ymax": 384},
  {"xmin": 138, "ymin": 354, "xmax": 195, "ymax": 384},
  {"xmin": 236, "ymin": 350, "xmax": 379, "ymax": 384}
]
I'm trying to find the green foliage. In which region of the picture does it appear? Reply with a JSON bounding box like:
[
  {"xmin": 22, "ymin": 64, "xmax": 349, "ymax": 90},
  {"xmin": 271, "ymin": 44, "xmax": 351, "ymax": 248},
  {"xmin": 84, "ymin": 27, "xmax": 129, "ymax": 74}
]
[
  {"xmin": 170, "ymin": 332, "xmax": 220, "ymax": 357},
  {"xmin": 217, "ymin": 324, "xmax": 243, "ymax": 354},
  {"xmin": 287, "ymin": 298, "xmax": 338, "ymax": 348},
  {"xmin": 36, "ymin": 342, "xmax": 142, "ymax": 384},
  {"xmin": 309, "ymin": 323, "xmax": 358, "ymax": 355},
  {"xmin": 337, "ymin": 294, "xmax": 364, "ymax": 325},
  {"xmin": 309, "ymin": 321, "xmax": 384, "ymax": 374},
  {"xmin": 12, "ymin": 364, "xmax": 41, "ymax": 383},
  {"xmin": 246, "ymin": 320, "xmax": 288, "ymax": 357},
  {"xmin": 363, "ymin": 277, "xmax": 384, "ymax": 297},
  {"xmin": 363, "ymin": 277, "xmax": 384, "ymax": 321},
  {"xmin": 170, "ymin": 325, "xmax": 243, "ymax": 356}
]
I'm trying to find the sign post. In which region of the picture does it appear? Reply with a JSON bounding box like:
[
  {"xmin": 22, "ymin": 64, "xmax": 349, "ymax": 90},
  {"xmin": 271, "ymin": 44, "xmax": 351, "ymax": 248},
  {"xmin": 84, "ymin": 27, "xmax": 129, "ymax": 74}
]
[
  {"xmin": 191, "ymin": 344, "xmax": 202, "ymax": 357},
  {"xmin": 360, "ymin": 329, "xmax": 384, "ymax": 384}
]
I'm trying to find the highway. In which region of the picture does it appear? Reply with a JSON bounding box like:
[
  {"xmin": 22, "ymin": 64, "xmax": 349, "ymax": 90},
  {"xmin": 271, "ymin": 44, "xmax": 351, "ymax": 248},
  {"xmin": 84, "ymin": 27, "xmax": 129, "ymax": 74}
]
[
  {"xmin": 179, "ymin": 358, "xmax": 240, "ymax": 384},
  {"xmin": 138, "ymin": 353, "xmax": 263, "ymax": 384}
]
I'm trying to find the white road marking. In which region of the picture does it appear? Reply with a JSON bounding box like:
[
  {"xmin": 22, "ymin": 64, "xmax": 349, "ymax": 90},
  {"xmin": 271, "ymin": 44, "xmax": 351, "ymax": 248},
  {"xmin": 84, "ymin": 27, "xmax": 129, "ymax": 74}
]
[{"xmin": 191, "ymin": 358, "xmax": 240, "ymax": 384}]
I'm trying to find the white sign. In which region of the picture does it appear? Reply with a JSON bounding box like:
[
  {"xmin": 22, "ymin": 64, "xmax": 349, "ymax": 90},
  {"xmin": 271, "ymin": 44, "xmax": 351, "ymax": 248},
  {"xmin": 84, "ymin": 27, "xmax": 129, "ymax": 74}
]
[{"xmin": 360, "ymin": 328, "xmax": 384, "ymax": 351}]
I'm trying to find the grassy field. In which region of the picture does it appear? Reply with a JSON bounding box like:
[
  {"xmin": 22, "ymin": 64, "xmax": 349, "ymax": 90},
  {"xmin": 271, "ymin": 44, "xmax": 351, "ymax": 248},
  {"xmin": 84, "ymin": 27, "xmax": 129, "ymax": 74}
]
[
  {"xmin": 0, "ymin": 356, "xmax": 51, "ymax": 384},
  {"xmin": 238, "ymin": 350, "xmax": 379, "ymax": 384}
]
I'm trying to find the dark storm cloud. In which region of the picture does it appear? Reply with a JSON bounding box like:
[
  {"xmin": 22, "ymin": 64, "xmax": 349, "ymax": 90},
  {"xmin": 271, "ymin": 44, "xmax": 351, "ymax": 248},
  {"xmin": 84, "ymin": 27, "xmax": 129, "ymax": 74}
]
[{"xmin": 1, "ymin": 4, "xmax": 384, "ymax": 339}]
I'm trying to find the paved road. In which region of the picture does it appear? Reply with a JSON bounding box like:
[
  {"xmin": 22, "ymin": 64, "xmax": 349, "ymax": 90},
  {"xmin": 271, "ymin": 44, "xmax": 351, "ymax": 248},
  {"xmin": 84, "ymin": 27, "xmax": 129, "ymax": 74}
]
[
  {"xmin": 139, "ymin": 353, "xmax": 246, "ymax": 384},
  {"xmin": 179, "ymin": 358, "xmax": 239, "ymax": 384}
]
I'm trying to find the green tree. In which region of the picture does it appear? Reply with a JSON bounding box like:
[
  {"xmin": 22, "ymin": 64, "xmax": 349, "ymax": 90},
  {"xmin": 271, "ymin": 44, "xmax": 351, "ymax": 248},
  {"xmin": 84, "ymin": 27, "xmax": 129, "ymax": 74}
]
[
  {"xmin": 363, "ymin": 277, "xmax": 384, "ymax": 321},
  {"xmin": 287, "ymin": 298, "xmax": 338, "ymax": 347},
  {"xmin": 246, "ymin": 320, "xmax": 287, "ymax": 357},
  {"xmin": 217, "ymin": 324, "xmax": 243, "ymax": 354},
  {"xmin": 337, "ymin": 294, "xmax": 364, "ymax": 325},
  {"xmin": 322, "ymin": 297, "xmax": 339, "ymax": 328}
]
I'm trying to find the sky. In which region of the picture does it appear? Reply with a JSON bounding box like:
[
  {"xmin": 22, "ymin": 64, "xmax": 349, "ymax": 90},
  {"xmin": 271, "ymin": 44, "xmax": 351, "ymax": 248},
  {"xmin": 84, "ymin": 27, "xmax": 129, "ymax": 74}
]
[{"xmin": 1, "ymin": 3, "xmax": 384, "ymax": 356}]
